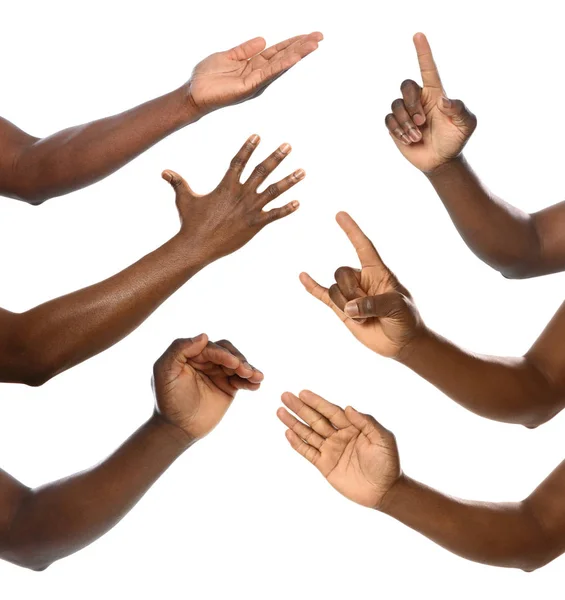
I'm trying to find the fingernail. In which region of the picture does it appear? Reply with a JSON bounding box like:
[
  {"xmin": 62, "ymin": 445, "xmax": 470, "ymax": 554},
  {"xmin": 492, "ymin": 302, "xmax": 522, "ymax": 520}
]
[
  {"xmin": 279, "ymin": 143, "xmax": 291, "ymax": 154},
  {"xmin": 345, "ymin": 302, "xmax": 359, "ymax": 317},
  {"xmin": 407, "ymin": 127, "xmax": 421, "ymax": 142},
  {"xmin": 400, "ymin": 133, "xmax": 411, "ymax": 145},
  {"xmin": 291, "ymin": 200, "xmax": 300, "ymax": 209},
  {"xmin": 294, "ymin": 169, "xmax": 306, "ymax": 180},
  {"xmin": 441, "ymin": 97, "xmax": 451, "ymax": 108},
  {"xmin": 249, "ymin": 134, "xmax": 260, "ymax": 145},
  {"xmin": 413, "ymin": 113, "xmax": 425, "ymax": 126}
]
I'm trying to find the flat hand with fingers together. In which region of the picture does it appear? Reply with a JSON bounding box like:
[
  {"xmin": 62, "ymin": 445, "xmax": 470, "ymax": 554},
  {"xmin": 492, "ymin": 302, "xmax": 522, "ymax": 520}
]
[{"xmin": 300, "ymin": 212, "xmax": 424, "ymax": 359}]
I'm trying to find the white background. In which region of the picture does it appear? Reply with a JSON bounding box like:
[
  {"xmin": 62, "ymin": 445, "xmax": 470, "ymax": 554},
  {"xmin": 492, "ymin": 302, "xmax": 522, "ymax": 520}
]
[{"xmin": 1, "ymin": 0, "xmax": 564, "ymax": 597}]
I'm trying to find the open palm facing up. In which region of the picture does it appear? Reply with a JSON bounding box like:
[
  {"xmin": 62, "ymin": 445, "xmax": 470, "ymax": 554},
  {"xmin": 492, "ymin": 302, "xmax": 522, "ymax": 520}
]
[
  {"xmin": 300, "ymin": 212, "xmax": 424, "ymax": 359},
  {"xmin": 385, "ymin": 33, "xmax": 477, "ymax": 173},
  {"xmin": 153, "ymin": 334, "xmax": 263, "ymax": 444},
  {"xmin": 277, "ymin": 390, "xmax": 401, "ymax": 509},
  {"xmin": 186, "ymin": 33, "xmax": 323, "ymax": 114}
]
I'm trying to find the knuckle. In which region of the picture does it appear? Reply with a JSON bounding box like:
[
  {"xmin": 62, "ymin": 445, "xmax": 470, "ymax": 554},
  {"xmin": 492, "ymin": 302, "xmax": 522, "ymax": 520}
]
[
  {"xmin": 266, "ymin": 183, "xmax": 280, "ymax": 198},
  {"xmin": 362, "ymin": 296, "xmax": 375, "ymax": 313},
  {"xmin": 230, "ymin": 156, "xmax": 245, "ymax": 169},
  {"xmin": 253, "ymin": 164, "xmax": 270, "ymax": 178},
  {"xmin": 385, "ymin": 113, "xmax": 396, "ymax": 127},
  {"xmin": 334, "ymin": 266, "xmax": 351, "ymax": 282}
]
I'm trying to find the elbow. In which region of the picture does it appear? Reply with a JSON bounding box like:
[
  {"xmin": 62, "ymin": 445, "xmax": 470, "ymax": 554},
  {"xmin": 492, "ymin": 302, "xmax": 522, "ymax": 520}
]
[
  {"xmin": 499, "ymin": 264, "xmax": 539, "ymax": 280},
  {"xmin": 12, "ymin": 187, "xmax": 50, "ymax": 206}
]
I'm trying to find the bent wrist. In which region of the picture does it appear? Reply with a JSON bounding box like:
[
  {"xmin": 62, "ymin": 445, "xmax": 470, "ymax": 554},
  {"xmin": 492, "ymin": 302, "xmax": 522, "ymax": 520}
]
[{"xmin": 172, "ymin": 85, "xmax": 206, "ymax": 126}]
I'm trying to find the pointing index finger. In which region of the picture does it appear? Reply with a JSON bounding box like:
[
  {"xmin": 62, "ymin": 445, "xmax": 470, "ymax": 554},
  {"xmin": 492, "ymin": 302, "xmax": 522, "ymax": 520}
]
[
  {"xmin": 335, "ymin": 212, "xmax": 384, "ymax": 269},
  {"xmin": 413, "ymin": 32, "xmax": 443, "ymax": 90}
]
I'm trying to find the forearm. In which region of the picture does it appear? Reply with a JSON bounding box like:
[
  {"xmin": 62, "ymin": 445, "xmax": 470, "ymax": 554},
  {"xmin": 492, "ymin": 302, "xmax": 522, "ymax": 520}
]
[
  {"xmin": 10, "ymin": 86, "xmax": 198, "ymax": 203},
  {"xmin": 379, "ymin": 475, "xmax": 552, "ymax": 571},
  {"xmin": 2, "ymin": 414, "xmax": 190, "ymax": 571},
  {"xmin": 397, "ymin": 329, "xmax": 562, "ymax": 427},
  {"xmin": 5, "ymin": 233, "xmax": 207, "ymax": 385},
  {"xmin": 426, "ymin": 156, "xmax": 541, "ymax": 278}
]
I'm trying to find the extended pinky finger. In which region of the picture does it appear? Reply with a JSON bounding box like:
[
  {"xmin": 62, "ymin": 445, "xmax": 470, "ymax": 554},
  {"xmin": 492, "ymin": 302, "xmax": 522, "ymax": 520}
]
[
  {"xmin": 261, "ymin": 200, "xmax": 300, "ymax": 225},
  {"xmin": 285, "ymin": 429, "xmax": 320, "ymax": 466},
  {"xmin": 385, "ymin": 114, "xmax": 410, "ymax": 146}
]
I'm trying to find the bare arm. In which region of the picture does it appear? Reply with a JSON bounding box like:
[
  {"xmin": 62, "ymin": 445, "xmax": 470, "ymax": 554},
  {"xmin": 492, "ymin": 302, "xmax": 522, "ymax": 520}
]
[
  {"xmin": 302, "ymin": 213, "xmax": 565, "ymax": 428},
  {"xmin": 385, "ymin": 33, "xmax": 565, "ymax": 278},
  {"xmin": 381, "ymin": 461, "xmax": 565, "ymax": 571},
  {"xmin": 0, "ymin": 136, "xmax": 303, "ymax": 386},
  {"xmin": 0, "ymin": 335, "xmax": 262, "ymax": 571},
  {"xmin": 279, "ymin": 391, "xmax": 565, "ymax": 571},
  {"xmin": 0, "ymin": 416, "xmax": 189, "ymax": 571},
  {"xmin": 0, "ymin": 33, "xmax": 322, "ymax": 204}
]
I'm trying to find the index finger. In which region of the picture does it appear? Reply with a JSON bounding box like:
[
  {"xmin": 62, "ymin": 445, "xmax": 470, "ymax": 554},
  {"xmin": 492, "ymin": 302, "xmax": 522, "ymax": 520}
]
[
  {"xmin": 335, "ymin": 212, "xmax": 385, "ymax": 269},
  {"xmin": 413, "ymin": 32, "xmax": 443, "ymax": 90}
]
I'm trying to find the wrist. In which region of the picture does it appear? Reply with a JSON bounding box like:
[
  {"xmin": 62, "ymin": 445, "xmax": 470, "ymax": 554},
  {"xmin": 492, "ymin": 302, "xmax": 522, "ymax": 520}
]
[
  {"xmin": 149, "ymin": 412, "xmax": 195, "ymax": 452},
  {"xmin": 172, "ymin": 84, "xmax": 206, "ymax": 126},
  {"xmin": 424, "ymin": 154, "xmax": 466, "ymax": 179},
  {"xmin": 376, "ymin": 473, "xmax": 411, "ymax": 515},
  {"xmin": 167, "ymin": 231, "xmax": 213, "ymax": 275},
  {"xmin": 394, "ymin": 323, "xmax": 432, "ymax": 365}
]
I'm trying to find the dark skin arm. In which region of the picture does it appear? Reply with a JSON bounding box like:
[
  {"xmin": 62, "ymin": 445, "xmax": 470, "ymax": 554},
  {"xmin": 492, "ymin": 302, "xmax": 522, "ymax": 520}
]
[
  {"xmin": 1, "ymin": 33, "xmax": 322, "ymax": 204},
  {"xmin": 385, "ymin": 33, "xmax": 565, "ymax": 279},
  {"xmin": 0, "ymin": 136, "xmax": 304, "ymax": 386},
  {"xmin": 278, "ymin": 390, "xmax": 565, "ymax": 571},
  {"xmin": 301, "ymin": 212, "xmax": 565, "ymax": 428},
  {"xmin": 0, "ymin": 334, "xmax": 262, "ymax": 571}
]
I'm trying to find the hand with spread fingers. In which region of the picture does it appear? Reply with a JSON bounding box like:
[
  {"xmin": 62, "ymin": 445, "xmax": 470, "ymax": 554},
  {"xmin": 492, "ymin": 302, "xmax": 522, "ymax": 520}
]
[
  {"xmin": 163, "ymin": 134, "xmax": 304, "ymax": 264},
  {"xmin": 300, "ymin": 212, "xmax": 424, "ymax": 359},
  {"xmin": 153, "ymin": 334, "xmax": 263, "ymax": 444},
  {"xmin": 187, "ymin": 33, "xmax": 323, "ymax": 115},
  {"xmin": 385, "ymin": 32, "xmax": 477, "ymax": 173},
  {"xmin": 277, "ymin": 390, "xmax": 401, "ymax": 509}
]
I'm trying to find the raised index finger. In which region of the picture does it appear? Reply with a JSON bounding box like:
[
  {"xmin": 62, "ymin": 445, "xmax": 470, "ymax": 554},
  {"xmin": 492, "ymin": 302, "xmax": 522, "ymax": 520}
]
[
  {"xmin": 335, "ymin": 212, "xmax": 385, "ymax": 269},
  {"xmin": 413, "ymin": 32, "xmax": 443, "ymax": 90}
]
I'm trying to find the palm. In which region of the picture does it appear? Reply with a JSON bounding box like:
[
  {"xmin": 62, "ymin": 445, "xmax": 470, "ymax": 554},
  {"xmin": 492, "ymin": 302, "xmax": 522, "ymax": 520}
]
[
  {"xmin": 348, "ymin": 266, "xmax": 408, "ymax": 356},
  {"xmin": 397, "ymin": 86, "xmax": 468, "ymax": 171},
  {"xmin": 187, "ymin": 33, "xmax": 322, "ymax": 113},
  {"xmin": 320, "ymin": 427, "xmax": 398, "ymax": 508},
  {"xmin": 279, "ymin": 391, "xmax": 401, "ymax": 510}
]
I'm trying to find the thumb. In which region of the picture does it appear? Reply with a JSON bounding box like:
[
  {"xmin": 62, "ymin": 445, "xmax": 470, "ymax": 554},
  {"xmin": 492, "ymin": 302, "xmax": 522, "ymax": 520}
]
[
  {"xmin": 169, "ymin": 334, "xmax": 209, "ymax": 362},
  {"xmin": 344, "ymin": 292, "xmax": 404, "ymax": 320},
  {"xmin": 161, "ymin": 170, "xmax": 195, "ymax": 196},
  {"xmin": 436, "ymin": 97, "xmax": 477, "ymax": 132}
]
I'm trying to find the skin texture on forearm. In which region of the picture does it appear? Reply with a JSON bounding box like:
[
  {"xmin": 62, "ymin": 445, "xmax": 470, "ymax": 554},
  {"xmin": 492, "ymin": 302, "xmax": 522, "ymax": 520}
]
[
  {"xmin": 2, "ymin": 88, "xmax": 195, "ymax": 204},
  {"xmin": 380, "ymin": 476, "xmax": 548, "ymax": 570},
  {"xmin": 398, "ymin": 316, "xmax": 565, "ymax": 428},
  {"xmin": 0, "ymin": 233, "xmax": 204, "ymax": 385},
  {"xmin": 381, "ymin": 460, "xmax": 565, "ymax": 571},
  {"xmin": 0, "ymin": 415, "xmax": 189, "ymax": 571},
  {"xmin": 426, "ymin": 156, "xmax": 565, "ymax": 278}
]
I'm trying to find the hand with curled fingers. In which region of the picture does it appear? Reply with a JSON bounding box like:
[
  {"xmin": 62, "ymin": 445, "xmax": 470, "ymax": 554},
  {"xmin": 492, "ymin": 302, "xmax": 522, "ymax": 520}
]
[
  {"xmin": 386, "ymin": 32, "xmax": 477, "ymax": 173},
  {"xmin": 277, "ymin": 390, "xmax": 401, "ymax": 509},
  {"xmin": 300, "ymin": 212, "xmax": 424, "ymax": 359},
  {"xmin": 152, "ymin": 334, "xmax": 263, "ymax": 444},
  {"xmin": 162, "ymin": 134, "xmax": 304, "ymax": 264}
]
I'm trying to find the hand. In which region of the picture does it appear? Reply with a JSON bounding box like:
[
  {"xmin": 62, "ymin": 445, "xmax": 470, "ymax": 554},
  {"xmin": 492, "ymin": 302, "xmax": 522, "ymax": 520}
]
[
  {"xmin": 152, "ymin": 334, "xmax": 263, "ymax": 444},
  {"xmin": 162, "ymin": 135, "xmax": 305, "ymax": 264},
  {"xmin": 385, "ymin": 33, "xmax": 477, "ymax": 173},
  {"xmin": 277, "ymin": 390, "xmax": 401, "ymax": 509},
  {"xmin": 185, "ymin": 33, "xmax": 323, "ymax": 115},
  {"xmin": 300, "ymin": 212, "xmax": 424, "ymax": 359}
]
